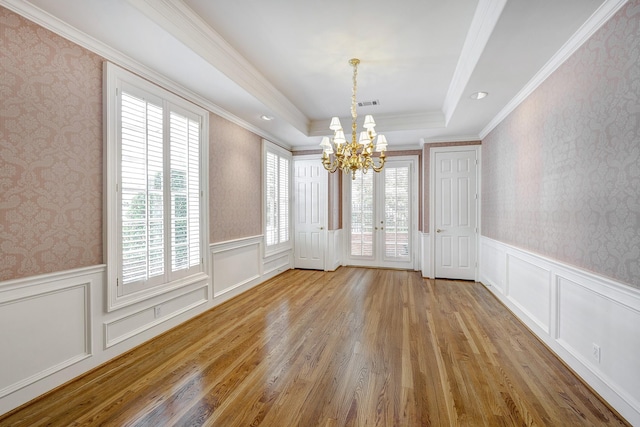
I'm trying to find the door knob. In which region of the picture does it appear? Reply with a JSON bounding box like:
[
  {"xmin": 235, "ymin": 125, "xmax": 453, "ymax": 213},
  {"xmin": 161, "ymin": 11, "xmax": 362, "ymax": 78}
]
[
  {"xmin": 319, "ymin": 227, "xmax": 324, "ymax": 230},
  {"xmin": 436, "ymin": 229, "xmax": 443, "ymax": 233}
]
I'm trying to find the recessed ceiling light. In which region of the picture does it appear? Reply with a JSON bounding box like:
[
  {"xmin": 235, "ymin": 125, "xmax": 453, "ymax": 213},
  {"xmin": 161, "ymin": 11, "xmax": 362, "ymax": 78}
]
[
  {"xmin": 260, "ymin": 114, "xmax": 274, "ymax": 121},
  {"xmin": 470, "ymin": 91, "xmax": 488, "ymax": 100}
]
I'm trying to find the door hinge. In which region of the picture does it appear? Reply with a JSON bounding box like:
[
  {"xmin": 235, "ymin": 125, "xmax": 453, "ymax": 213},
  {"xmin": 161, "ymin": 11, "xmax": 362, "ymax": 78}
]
[{"xmin": 116, "ymin": 277, "xmax": 119, "ymax": 287}]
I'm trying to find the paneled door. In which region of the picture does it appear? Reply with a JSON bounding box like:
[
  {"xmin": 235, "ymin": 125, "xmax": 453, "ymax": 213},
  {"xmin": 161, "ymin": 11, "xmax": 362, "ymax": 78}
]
[
  {"xmin": 433, "ymin": 148, "xmax": 478, "ymax": 280},
  {"xmin": 293, "ymin": 159, "xmax": 327, "ymax": 270},
  {"xmin": 347, "ymin": 157, "xmax": 416, "ymax": 269}
]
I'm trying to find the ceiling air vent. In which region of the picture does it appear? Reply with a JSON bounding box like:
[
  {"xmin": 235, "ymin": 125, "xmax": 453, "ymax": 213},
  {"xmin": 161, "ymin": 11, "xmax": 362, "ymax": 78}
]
[{"xmin": 357, "ymin": 99, "xmax": 380, "ymax": 107}]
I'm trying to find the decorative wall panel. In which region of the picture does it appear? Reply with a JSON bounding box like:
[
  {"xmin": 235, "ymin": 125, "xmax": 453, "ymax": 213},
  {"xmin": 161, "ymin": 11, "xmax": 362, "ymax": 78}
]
[
  {"xmin": 480, "ymin": 236, "xmax": 640, "ymax": 425},
  {"xmin": 0, "ymin": 269, "xmax": 94, "ymax": 400}
]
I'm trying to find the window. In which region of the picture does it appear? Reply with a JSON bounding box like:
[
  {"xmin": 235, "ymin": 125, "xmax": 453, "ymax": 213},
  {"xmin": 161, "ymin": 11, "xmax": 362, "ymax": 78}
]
[
  {"xmin": 105, "ymin": 63, "xmax": 208, "ymax": 310},
  {"xmin": 263, "ymin": 140, "xmax": 291, "ymax": 252}
]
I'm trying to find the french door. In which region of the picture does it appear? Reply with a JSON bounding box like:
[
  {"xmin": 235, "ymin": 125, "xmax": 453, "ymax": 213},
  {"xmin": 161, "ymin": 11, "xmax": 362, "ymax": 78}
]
[{"xmin": 346, "ymin": 157, "xmax": 417, "ymax": 269}]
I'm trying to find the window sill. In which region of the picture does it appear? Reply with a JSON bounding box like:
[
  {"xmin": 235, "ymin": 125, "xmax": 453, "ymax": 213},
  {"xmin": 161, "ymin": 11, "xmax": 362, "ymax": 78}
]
[{"xmin": 108, "ymin": 271, "xmax": 209, "ymax": 312}]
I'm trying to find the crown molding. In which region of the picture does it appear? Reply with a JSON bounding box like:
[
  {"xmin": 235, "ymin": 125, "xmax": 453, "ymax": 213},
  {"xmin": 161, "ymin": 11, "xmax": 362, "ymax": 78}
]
[
  {"xmin": 0, "ymin": 0, "xmax": 291, "ymax": 150},
  {"xmin": 479, "ymin": 0, "xmax": 628, "ymax": 140},
  {"xmin": 420, "ymin": 135, "xmax": 482, "ymax": 145},
  {"xmin": 290, "ymin": 142, "xmax": 423, "ymax": 153},
  {"xmin": 126, "ymin": 0, "xmax": 309, "ymax": 136},
  {"xmin": 308, "ymin": 111, "xmax": 446, "ymax": 137},
  {"xmin": 442, "ymin": 0, "xmax": 508, "ymax": 126}
]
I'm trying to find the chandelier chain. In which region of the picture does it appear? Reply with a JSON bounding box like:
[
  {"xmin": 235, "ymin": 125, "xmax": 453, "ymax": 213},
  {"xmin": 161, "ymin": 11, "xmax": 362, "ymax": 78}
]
[{"xmin": 351, "ymin": 60, "xmax": 358, "ymax": 122}]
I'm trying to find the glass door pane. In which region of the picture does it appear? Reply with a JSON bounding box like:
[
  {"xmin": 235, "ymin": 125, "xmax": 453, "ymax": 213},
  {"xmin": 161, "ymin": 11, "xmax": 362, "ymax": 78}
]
[
  {"xmin": 384, "ymin": 165, "xmax": 410, "ymax": 260},
  {"xmin": 346, "ymin": 157, "xmax": 415, "ymax": 269},
  {"xmin": 350, "ymin": 170, "xmax": 374, "ymax": 257}
]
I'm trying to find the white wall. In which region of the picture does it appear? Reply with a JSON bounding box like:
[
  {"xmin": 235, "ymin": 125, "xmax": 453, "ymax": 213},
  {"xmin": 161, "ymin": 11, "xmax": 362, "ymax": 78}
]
[
  {"xmin": 326, "ymin": 229, "xmax": 343, "ymax": 271},
  {"xmin": 0, "ymin": 235, "xmax": 292, "ymax": 416},
  {"xmin": 479, "ymin": 236, "xmax": 640, "ymax": 426},
  {"xmin": 420, "ymin": 232, "xmax": 431, "ymax": 277}
]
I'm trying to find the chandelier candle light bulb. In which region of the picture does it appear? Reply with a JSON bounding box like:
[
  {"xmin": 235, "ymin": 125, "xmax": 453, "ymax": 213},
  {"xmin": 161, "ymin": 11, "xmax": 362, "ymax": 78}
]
[{"xmin": 320, "ymin": 58, "xmax": 388, "ymax": 179}]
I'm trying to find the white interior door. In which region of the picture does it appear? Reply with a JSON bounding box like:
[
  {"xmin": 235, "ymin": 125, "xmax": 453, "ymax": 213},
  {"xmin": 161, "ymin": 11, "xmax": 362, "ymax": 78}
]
[
  {"xmin": 433, "ymin": 148, "xmax": 478, "ymax": 280},
  {"xmin": 347, "ymin": 157, "xmax": 416, "ymax": 269},
  {"xmin": 293, "ymin": 159, "xmax": 327, "ymax": 270}
]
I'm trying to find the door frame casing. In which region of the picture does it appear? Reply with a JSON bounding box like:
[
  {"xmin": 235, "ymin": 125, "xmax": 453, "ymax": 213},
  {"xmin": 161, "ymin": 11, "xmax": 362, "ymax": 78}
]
[
  {"xmin": 292, "ymin": 154, "xmax": 329, "ymax": 270},
  {"xmin": 342, "ymin": 155, "xmax": 420, "ymax": 270},
  {"xmin": 428, "ymin": 145, "xmax": 481, "ymax": 280}
]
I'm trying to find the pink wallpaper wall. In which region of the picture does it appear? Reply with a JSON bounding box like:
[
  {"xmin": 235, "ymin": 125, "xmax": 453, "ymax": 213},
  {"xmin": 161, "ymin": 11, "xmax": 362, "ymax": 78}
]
[
  {"xmin": 0, "ymin": 6, "xmax": 267, "ymax": 280},
  {"xmin": 0, "ymin": 7, "xmax": 103, "ymax": 281},
  {"xmin": 482, "ymin": 0, "xmax": 640, "ymax": 289},
  {"xmin": 209, "ymin": 114, "xmax": 262, "ymax": 243},
  {"xmin": 327, "ymin": 171, "xmax": 341, "ymax": 230}
]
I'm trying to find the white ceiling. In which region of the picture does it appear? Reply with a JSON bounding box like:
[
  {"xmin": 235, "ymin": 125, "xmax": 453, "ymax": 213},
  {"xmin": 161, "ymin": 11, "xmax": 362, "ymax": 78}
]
[{"xmin": 8, "ymin": 0, "xmax": 621, "ymax": 150}]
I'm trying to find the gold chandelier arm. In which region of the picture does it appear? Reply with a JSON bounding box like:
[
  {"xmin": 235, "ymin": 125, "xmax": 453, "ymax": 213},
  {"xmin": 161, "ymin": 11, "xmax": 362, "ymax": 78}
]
[
  {"xmin": 371, "ymin": 152, "xmax": 387, "ymax": 173},
  {"xmin": 321, "ymin": 153, "xmax": 340, "ymax": 173}
]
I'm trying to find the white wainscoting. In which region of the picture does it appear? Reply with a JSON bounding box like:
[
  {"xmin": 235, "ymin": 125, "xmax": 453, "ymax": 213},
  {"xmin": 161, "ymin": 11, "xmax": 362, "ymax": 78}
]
[
  {"xmin": 211, "ymin": 235, "xmax": 262, "ymax": 298},
  {"xmin": 210, "ymin": 235, "xmax": 293, "ymax": 302},
  {"xmin": 0, "ymin": 265, "xmax": 213, "ymax": 416},
  {"xmin": 420, "ymin": 232, "xmax": 431, "ymax": 278},
  {"xmin": 104, "ymin": 283, "xmax": 209, "ymax": 348},
  {"xmin": 0, "ymin": 234, "xmax": 296, "ymax": 416},
  {"xmin": 0, "ymin": 268, "xmax": 95, "ymax": 400},
  {"xmin": 479, "ymin": 236, "xmax": 640, "ymax": 426},
  {"xmin": 326, "ymin": 229, "xmax": 343, "ymax": 271}
]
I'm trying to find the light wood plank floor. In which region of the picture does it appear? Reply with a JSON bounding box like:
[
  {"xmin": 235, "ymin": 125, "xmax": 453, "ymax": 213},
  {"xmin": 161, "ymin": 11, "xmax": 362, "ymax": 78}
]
[{"xmin": 1, "ymin": 267, "xmax": 628, "ymax": 426}]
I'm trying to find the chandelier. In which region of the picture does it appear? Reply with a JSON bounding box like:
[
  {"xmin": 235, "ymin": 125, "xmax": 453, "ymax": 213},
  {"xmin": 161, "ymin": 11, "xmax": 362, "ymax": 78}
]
[{"xmin": 320, "ymin": 58, "xmax": 388, "ymax": 179}]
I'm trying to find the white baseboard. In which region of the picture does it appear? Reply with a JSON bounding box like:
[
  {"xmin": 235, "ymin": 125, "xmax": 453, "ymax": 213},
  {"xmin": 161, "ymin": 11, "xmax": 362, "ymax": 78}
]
[{"xmin": 479, "ymin": 236, "xmax": 640, "ymax": 426}]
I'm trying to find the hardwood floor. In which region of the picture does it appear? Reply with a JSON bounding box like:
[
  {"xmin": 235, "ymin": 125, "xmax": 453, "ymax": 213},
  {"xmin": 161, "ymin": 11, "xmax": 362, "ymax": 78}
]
[{"xmin": 1, "ymin": 267, "xmax": 628, "ymax": 426}]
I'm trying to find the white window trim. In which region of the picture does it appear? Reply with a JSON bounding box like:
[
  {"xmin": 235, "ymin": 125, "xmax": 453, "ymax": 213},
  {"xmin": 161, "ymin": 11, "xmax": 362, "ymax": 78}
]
[
  {"xmin": 262, "ymin": 139, "xmax": 292, "ymax": 257},
  {"xmin": 104, "ymin": 62, "xmax": 210, "ymax": 311}
]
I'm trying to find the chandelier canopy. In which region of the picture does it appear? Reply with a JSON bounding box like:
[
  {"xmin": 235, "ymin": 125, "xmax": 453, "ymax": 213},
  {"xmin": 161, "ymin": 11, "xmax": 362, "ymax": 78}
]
[{"xmin": 320, "ymin": 58, "xmax": 388, "ymax": 179}]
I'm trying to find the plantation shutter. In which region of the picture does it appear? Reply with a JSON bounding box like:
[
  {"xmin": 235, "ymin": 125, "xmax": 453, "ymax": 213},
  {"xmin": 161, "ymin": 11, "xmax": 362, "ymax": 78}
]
[
  {"xmin": 265, "ymin": 152, "xmax": 278, "ymax": 246},
  {"xmin": 169, "ymin": 111, "xmax": 200, "ymax": 273},
  {"xmin": 264, "ymin": 147, "xmax": 290, "ymax": 248},
  {"xmin": 120, "ymin": 92, "xmax": 165, "ymax": 285},
  {"xmin": 119, "ymin": 91, "xmax": 201, "ymax": 291},
  {"xmin": 278, "ymin": 156, "xmax": 289, "ymax": 244}
]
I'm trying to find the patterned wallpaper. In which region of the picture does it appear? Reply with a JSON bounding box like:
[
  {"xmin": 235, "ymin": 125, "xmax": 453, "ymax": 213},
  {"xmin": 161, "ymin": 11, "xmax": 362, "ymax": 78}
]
[
  {"xmin": 0, "ymin": 7, "xmax": 103, "ymax": 281},
  {"xmin": 327, "ymin": 171, "xmax": 341, "ymax": 230},
  {"xmin": 0, "ymin": 6, "xmax": 267, "ymax": 280},
  {"xmin": 482, "ymin": 0, "xmax": 640, "ymax": 289},
  {"xmin": 209, "ymin": 114, "xmax": 262, "ymax": 243}
]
